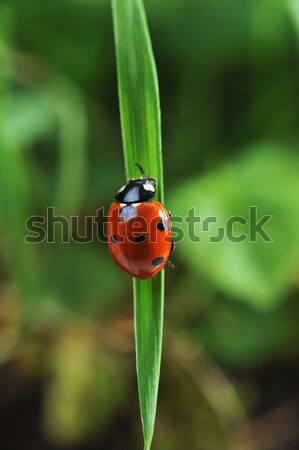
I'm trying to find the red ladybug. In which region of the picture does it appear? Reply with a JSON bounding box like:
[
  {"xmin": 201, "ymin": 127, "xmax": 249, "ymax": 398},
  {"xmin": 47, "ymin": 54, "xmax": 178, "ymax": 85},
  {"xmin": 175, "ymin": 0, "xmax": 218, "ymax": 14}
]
[{"xmin": 107, "ymin": 167, "xmax": 174, "ymax": 279}]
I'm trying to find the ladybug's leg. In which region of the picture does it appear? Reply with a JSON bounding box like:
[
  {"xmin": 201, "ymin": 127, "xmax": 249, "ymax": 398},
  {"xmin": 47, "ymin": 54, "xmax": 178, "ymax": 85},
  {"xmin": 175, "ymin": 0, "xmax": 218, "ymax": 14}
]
[
  {"xmin": 168, "ymin": 210, "xmax": 172, "ymax": 218},
  {"xmin": 166, "ymin": 259, "xmax": 175, "ymax": 269},
  {"xmin": 166, "ymin": 242, "xmax": 175, "ymax": 269},
  {"xmin": 170, "ymin": 240, "xmax": 175, "ymax": 253}
]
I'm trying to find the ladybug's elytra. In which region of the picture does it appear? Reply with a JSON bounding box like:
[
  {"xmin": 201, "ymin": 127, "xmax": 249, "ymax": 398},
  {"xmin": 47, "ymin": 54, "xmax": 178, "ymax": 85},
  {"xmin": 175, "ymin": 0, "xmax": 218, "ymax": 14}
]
[{"xmin": 107, "ymin": 166, "xmax": 174, "ymax": 279}]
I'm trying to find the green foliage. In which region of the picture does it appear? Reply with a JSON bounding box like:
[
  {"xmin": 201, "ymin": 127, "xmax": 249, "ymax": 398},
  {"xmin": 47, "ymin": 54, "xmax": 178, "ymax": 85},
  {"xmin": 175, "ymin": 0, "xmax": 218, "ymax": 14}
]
[
  {"xmin": 43, "ymin": 336, "xmax": 127, "ymax": 444},
  {"xmin": 111, "ymin": 0, "xmax": 163, "ymax": 448},
  {"xmin": 170, "ymin": 144, "xmax": 299, "ymax": 310},
  {"xmin": 198, "ymin": 298, "xmax": 297, "ymax": 368}
]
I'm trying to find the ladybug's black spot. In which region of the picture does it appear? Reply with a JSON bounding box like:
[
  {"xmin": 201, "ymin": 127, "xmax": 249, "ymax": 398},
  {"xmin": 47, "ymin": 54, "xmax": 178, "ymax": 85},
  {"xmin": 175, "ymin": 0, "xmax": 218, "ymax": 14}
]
[
  {"xmin": 152, "ymin": 256, "xmax": 164, "ymax": 266},
  {"xmin": 157, "ymin": 220, "xmax": 165, "ymax": 231},
  {"xmin": 119, "ymin": 204, "xmax": 136, "ymax": 220},
  {"xmin": 111, "ymin": 235, "xmax": 118, "ymax": 243},
  {"xmin": 135, "ymin": 234, "xmax": 146, "ymax": 243},
  {"xmin": 170, "ymin": 240, "xmax": 175, "ymax": 253}
]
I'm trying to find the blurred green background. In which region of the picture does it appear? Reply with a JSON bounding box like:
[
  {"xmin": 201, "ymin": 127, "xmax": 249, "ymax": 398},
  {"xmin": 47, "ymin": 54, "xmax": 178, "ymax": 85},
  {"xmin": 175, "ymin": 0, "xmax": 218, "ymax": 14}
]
[{"xmin": 1, "ymin": 0, "xmax": 299, "ymax": 449}]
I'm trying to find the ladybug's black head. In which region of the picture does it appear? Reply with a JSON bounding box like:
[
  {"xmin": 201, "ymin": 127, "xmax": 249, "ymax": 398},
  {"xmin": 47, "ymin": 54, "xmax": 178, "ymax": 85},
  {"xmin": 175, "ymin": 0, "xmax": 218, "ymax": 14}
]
[{"xmin": 114, "ymin": 177, "xmax": 157, "ymax": 203}]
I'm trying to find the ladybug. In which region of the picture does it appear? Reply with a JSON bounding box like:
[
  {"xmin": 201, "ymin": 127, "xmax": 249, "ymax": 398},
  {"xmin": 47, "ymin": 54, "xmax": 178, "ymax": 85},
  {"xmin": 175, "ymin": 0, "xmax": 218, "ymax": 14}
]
[{"xmin": 107, "ymin": 165, "xmax": 174, "ymax": 279}]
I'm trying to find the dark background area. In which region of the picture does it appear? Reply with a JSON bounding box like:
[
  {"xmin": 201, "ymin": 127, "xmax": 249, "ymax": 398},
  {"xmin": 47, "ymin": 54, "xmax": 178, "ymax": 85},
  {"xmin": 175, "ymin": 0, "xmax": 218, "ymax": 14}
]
[{"xmin": 0, "ymin": 0, "xmax": 299, "ymax": 449}]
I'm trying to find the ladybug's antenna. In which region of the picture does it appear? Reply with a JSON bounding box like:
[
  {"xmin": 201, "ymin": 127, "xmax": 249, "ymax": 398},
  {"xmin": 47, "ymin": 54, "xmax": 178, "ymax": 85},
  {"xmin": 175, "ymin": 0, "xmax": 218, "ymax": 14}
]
[{"xmin": 135, "ymin": 163, "xmax": 145, "ymax": 177}]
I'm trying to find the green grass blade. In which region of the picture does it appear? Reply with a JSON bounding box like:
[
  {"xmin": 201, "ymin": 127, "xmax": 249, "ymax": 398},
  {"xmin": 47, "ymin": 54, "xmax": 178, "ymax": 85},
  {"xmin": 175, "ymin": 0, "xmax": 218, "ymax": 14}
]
[
  {"xmin": 133, "ymin": 275, "xmax": 164, "ymax": 450},
  {"xmin": 111, "ymin": 0, "xmax": 164, "ymax": 448},
  {"xmin": 111, "ymin": 0, "xmax": 163, "ymax": 196}
]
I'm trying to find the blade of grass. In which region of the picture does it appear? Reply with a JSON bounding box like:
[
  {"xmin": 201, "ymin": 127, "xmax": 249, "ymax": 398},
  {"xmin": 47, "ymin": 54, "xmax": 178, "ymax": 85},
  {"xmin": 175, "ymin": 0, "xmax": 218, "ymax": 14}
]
[
  {"xmin": 133, "ymin": 275, "xmax": 164, "ymax": 450},
  {"xmin": 111, "ymin": 0, "xmax": 164, "ymax": 448}
]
